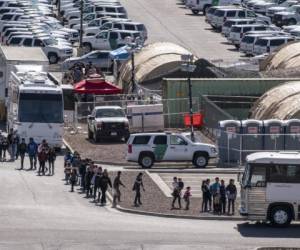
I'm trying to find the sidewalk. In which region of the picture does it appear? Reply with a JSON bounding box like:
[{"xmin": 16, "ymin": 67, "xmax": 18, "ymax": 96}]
[{"xmin": 108, "ymin": 170, "xmax": 243, "ymax": 221}]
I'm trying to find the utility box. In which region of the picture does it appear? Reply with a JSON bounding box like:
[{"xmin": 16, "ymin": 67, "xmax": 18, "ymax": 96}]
[
  {"xmin": 284, "ymin": 119, "xmax": 300, "ymax": 150},
  {"xmin": 241, "ymin": 120, "xmax": 263, "ymax": 162},
  {"xmin": 217, "ymin": 120, "xmax": 241, "ymax": 165},
  {"xmin": 263, "ymin": 119, "xmax": 284, "ymax": 151},
  {"xmin": 127, "ymin": 104, "xmax": 164, "ymax": 132}
]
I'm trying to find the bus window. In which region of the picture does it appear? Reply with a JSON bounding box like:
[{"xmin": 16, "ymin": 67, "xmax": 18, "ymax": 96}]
[
  {"xmin": 250, "ymin": 165, "xmax": 266, "ymax": 187},
  {"xmin": 268, "ymin": 164, "xmax": 300, "ymax": 183}
]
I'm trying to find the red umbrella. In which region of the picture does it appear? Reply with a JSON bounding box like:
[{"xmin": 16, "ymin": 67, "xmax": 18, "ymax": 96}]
[{"xmin": 74, "ymin": 75, "xmax": 122, "ymax": 95}]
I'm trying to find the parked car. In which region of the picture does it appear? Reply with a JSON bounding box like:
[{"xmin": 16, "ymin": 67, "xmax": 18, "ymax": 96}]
[
  {"xmin": 126, "ymin": 132, "xmax": 217, "ymax": 168},
  {"xmin": 62, "ymin": 50, "xmax": 113, "ymax": 71},
  {"xmin": 87, "ymin": 106, "xmax": 130, "ymax": 142},
  {"xmin": 187, "ymin": 0, "xmax": 241, "ymax": 15},
  {"xmin": 253, "ymin": 35, "xmax": 294, "ymax": 55},
  {"xmin": 222, "ymin": 18, "xmax": 256, "ymax": 37},
  {"xmin": 266, "ymin": 0, "xmax": 298, "ymax": 18},
  {"xmin": 273, "ymin": 4, "xmax": 300, "ymax": 26},
  {"xmin": 82, "ymin": 29, "xmax": 142, "ymax": 52}
]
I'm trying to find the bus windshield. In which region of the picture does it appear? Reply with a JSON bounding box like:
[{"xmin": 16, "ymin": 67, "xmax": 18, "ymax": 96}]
[{"xmin": 18, "ymin": 93, "xmax": 63, "ymax": 123}]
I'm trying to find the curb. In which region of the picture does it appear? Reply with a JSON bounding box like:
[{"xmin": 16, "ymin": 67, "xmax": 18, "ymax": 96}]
[{"xmin": 113, "ymin": 205, "xmax": 244, "ymax": 221}]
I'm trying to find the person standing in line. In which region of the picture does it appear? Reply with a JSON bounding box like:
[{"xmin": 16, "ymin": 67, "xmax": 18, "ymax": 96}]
[
  {"xmin": 93, "ymin": 167, "xmax": 102, "ymax": 203},
  {"xmin": 14, "ymin": 133, "xmax": 20, "ymax": 160},
  {"xmin": 85, "ymin": 166, "xmax": 94, "ymax": 197},
  {"xmin": 183, "ymin": 186, "xmax": 192, "ymax": 210},
  {"xmin": 226, "ymin": 179, "xmax": 237, "ymax": 215},
  {"xmin": 27, "ymin": 138, "xmax": 38, "ymax": 170},
  {"xmin": 69, "ymin": 168, "xmax": 78, "ymax": 192},
  {"xmin": 133, "ymin": 172, "xmax": 145, "ymax": 207},
  {"xmin": 79, "ymin": 159, "xmax": 87, "ymax": 191},
  {"xmin": 201, "ymin": 180, "xmax": 208, "ymax": 212},
  {"xmin": 220, "ymin": 179, "xmax": 227, "ymax": 215},
  {"xmin": 112, "ymin": 171, "xmax": 126, "ymax": 208},
  {"xmin": 99, "ymin": 169, "xmax": 112, "ymax": 206},
  {"xmin": 0, "ymin": 132, "xmax": 3, "ymax": 162},
  {"xmin": 48, "ymin": 147, "xmax": 56, "ymax": 175},
  {"xmin": 64, "ymin": 162, "xmax": 72, "ymax": 184},
  {"xmin": 38, "ymin": 148, "xmax": 48, "ymax": 176},
  {"xmin": 18, "ymin": 138, "xmax": 27, "ymax": 170},
  {"xmin": 1, "ymin": 136, "xmax": 9, "ymax": 162},
  {"xmin": 64, "ymin": 151, "xmax": 73, "ymax": 167},
  {"xmin": 210, "ymin": 177, "xmax": 221, "ymax": 214},
  {"xmin": 205, "ymin": 179, "xmax": 212, "ymax": 212},
  {"xmin": 171, "ymin": 177, "xmax": 181, "ymax": 209},
  {"xmin": 7, "ymin": 129, "xmax": 13, "ymax": 161}
]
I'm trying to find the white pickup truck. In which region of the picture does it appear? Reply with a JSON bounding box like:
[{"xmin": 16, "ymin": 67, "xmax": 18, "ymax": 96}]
[
  {"xmin": 126, "ymin": 132, "xmax": 217, "ymax": 168},
  {"xmin": 187, "ymin": 0, "xmax": 241, "ymax": 15}
]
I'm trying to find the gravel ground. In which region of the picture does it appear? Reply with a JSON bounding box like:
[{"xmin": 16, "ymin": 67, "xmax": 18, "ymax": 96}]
[{"xmin": 108, "ymin": 171, "xmax": 240, "ymax": 217}]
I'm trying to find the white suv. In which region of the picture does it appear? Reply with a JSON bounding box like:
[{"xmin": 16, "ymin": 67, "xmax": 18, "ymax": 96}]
[{"xmin": 126, "ymin": 132, "xmax": 217, "ymax": 168}]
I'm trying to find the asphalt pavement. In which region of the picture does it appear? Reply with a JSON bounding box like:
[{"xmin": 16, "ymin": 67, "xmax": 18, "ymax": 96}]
[
  {"xmin": 0, "ymin": 156, "xmax": 300, "ymax": 249},
  {"xmin": 120, "ymin": 0, "xmax": 242, "ymax": 61}
]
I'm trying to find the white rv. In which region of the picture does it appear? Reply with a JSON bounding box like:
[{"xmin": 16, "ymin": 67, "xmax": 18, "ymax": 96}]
[
  {"xmin": 6, "ymin": 66, "xmax": 64, "ymax": 148},
  {"xmin": 240, "ymin": 152, "xmax": 300, "ymax": 227}
]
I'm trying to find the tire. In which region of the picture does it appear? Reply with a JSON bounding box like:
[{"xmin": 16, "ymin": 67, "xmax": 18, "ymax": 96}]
[
  {"xmin": 270, "ymin": 206, "xmax": 292, "ymax": 227},
  {"xmin": 193, "ymin": 152, "xmax": 208, "ymax": 168},
  {"xmin": 288, "ymin": 19, "xmax": 297, "ymax": 25},
  {"xmin": 235, "ymin": 44, "xmax": 240, "ymax": 49},
  {"xmin": 192, "ymin": 10, "xmax": 200, "ymax": 15},
  {"xmin": 88, "ymin": 127, "xmax": 93, "ymax": 139},
  {"xmin": 48, "ymin": 53, "xmax": 59, "ymax": 64},
  {"xmin": 83, "ymin": 42, "xmax": 92, "ymax": 53},
  {"xmin": 138, "ymin": 153, "xmax": 154, "ymax": 168}
]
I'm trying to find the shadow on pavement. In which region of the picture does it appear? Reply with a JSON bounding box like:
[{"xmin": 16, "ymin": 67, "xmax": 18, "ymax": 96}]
[{"xmin": 237, "ymin": 222, "xmax": 300, "ymax": 238}]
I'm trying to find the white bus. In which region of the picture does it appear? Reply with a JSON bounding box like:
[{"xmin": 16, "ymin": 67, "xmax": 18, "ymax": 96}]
[
  {"xmin": 240, "ymin": 152, "xmax": 300, "ymax": 227},
  {"xmin": 6, "ymin": 66, "xmax": 64, "ymax": 148}
]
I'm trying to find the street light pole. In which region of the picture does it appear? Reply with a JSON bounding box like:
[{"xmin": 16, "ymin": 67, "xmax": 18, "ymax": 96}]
[
  {"xmin": 131, "ymin": 51, "xmax": 135, "ymax": 93},
  {"xmin": 181, "ymin": 54, "xmax": 196, "ymax": 141},
  {"xmin": 187, "ymin": 58, "xmax": 194, "ymax": 141},
  {"xmin": 79, "ymin": 0, "xmax": 83, "ymax": 49}
]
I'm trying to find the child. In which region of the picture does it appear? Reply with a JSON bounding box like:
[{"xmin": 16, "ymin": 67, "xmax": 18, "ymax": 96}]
[
  {"xmin": 69, "ymin": 168, "xmax": 78, "ymax": 192},
  {"xmin": 64, "ymin": 162, "xmax": 72, "ymax": 184},
  {"xmin": 183, "ymin": 186, "xmax": 192, "ymax": 210}
]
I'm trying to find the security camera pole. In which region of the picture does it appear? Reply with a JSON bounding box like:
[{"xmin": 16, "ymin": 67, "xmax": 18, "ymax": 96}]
[{"xmin": 181, "ymin": 54, "xmax": 196, "ymax": 141}]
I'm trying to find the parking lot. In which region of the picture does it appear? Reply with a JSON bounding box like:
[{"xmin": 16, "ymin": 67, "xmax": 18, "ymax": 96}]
[{"xmin": 120, "ymin": 0, "xmax": 242, "ymax": 61}]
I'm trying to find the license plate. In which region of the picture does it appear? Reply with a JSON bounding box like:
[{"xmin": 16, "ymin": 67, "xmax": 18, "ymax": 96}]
[{"xmin": 111, "ymin": 132, "xmax": 117, "ymax": 136}]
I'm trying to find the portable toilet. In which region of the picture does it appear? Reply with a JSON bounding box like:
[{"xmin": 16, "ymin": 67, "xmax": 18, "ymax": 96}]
[
  {"xmin": 284, "ymin": 119, "xmax": 300, "ymax": 150},
  {"xmin": 217, "ymin": 120, "xmax": 241, "ymax": 165},
  {"xmin": 241, "ymin": 120, "xmax": 263, "ymax": 163},
  {"xmin": 263, "ymin": 119, "xmax": 284, "ymax": 151}
]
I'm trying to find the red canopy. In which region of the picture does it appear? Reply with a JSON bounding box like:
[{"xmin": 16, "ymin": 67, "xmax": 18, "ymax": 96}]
[{"xmin": 74, "ymin": 74, "xmax": 122, "ymax": 95}]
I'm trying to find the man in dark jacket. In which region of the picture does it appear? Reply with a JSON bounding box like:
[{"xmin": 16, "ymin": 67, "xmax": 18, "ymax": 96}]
[
  {"xmin": 226, "ymin": 179, "xmax": 237, "ymax": 215},
  {"xmin": 18, "ymin": 138, "xmax": 27, "ymax": 170},
  {"xmin": 27, "ymin": 138, "xmax": 38, "ymax": 170},
  {"xmin": 220, "ymin": 179, "xmax": 226, "ymax": 214},
  {"xmin": 93, "ymin": 167, "xmax": 103, "ymax": 203},
  {"xmin": 99, "ymin": 169, "xmax": 112, "ymax": 205},
  {"xmin": 85, "ymin": 166, "xmax": 94, "ymax": 197}
]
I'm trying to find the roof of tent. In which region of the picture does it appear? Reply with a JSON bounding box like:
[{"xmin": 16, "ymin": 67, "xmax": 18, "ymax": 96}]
[
  {"xmin": 116, "ymin": 42, "xmax": 195, "ymax": 88},
  {"xmin": 74, "ymin": 75, "xmax": 122, "ymax": 95}
]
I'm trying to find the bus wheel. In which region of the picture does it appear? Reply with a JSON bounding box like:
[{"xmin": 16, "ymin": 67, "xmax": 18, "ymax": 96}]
[{"xmin": 270, "ymin": 206, "xmax": 292, "ymax": 227}]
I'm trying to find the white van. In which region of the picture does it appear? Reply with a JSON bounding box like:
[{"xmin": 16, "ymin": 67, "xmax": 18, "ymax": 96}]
[
  {"xmin": 253, "ymin": 36, "xmax": 294, "ymax": 55},
  {"xmin": 228, "ymin": 24, "xmax": 278, "ymax": 47},
  {"xmin": 211, "ymin": 8, "xmax": 256, "ymax": 29},
  {"xmin": 222, "ymin": 18, "xmax": 255, "ymax": 37}
]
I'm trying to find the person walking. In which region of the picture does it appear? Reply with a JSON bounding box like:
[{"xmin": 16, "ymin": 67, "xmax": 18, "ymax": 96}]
[
  {"xmin": 112, "ymin": 171, "xmax": 125, "ymax": 208},
  {"xmin": 69, "ymin": 168, "xmax": 78, "ymax": 192},
  {"xmin": 183, "ymin": 186, "xmax": 192, "ymax": 210},
  {"xmin": 220, "ymin": 179, "xmax": 227, "ymax": 215},
  {"xmin": 7, "ymin": 129, "xmax": 14, "ymax": 161},
  {"xmin": 18, "ymin": 138, "xmax": 27, "ymax": 170},
  {"xmin": 14, "ymin": 133, "xmax": 20, "ymax": 160},
  {"xmin": 64, "ymin": 162, "xmax": 72, "ymax": 184},
  {"xmin": 171, "ymin": 177, "xmax": 181, "ymax": 209},
  {"xmin": 27, "ymin": 138, "xmax": 38, "ymax": 170},
  {"xmin": 99, "ymin": 169, "xmax": 112, "ymax": 206},
  {"xmin": 133, "ymin": 172, "xmax": 145, "ymax": 207},
  {"xmin": 226, "ymin": 179, "xmax": 237, "ymax": 215},
  {"xmin": 1, "ymin": 136, "xmax": 9, "ymax": 162},
  {"xmin": 38, "ymin": 148, "xmax": 48, "ymax": 176},
  {"xmin": 48, "ymin": 147, "xmax": 56, "ymax": 175}
]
